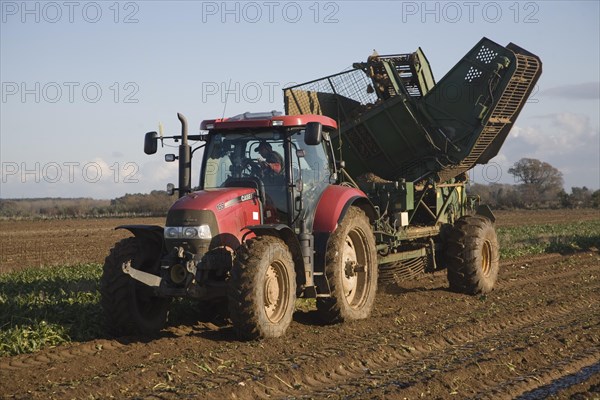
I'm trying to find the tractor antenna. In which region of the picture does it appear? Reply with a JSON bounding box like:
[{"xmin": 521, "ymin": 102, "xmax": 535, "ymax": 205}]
[
  {"xmin": 158, "ymin": 122, "xmax": 164, "ymax": 147},
  {"xmin": 221, "ymin": 78, "xmax": 232, "ymax": 119}
]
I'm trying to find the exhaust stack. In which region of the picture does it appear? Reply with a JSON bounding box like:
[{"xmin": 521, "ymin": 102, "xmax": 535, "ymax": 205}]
[{"xmin": 177, "ymin": 113, "xmax": 191, "ymax": 197}]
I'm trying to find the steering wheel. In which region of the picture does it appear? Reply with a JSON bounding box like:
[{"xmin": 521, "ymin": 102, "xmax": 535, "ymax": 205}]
[{"xmin": 242, "ymin": 158, "xmax": 264, "ymax": 177}]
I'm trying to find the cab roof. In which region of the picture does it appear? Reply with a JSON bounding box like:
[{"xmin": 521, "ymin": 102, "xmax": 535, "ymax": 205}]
[{"xmin": 200, "ymin": 112, "xmax": 337, "ymax": 131}]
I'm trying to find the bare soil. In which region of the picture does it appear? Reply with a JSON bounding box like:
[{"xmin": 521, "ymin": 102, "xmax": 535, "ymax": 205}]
[
  {"xmin": 1, "ymin": 209, "xmax": 598, "ymax": 273},
  {"xmin": 0, "ymin": 217, "xmax": 163, "ymax": 273},
  {"xmin": 1, "ymin": 211, "xmax": 599, "ymax": 399},
  {"xmin": 0, "ymin": 257, "xmax": 598, "ymax": 399}
]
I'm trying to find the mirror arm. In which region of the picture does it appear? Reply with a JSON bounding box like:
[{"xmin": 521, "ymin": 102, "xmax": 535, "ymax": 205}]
[{"xmin": 191, "ymin": 143, "xmax": 206, "ymax": 156}]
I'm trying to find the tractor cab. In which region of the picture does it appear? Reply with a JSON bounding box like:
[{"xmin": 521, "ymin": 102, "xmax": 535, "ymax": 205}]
[{"xmin": 199, "ymin": 112, "xmax": 337, "ymax": 229}]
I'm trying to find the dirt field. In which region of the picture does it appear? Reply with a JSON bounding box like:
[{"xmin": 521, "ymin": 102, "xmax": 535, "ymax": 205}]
[
  {"xmin": 1, "ymin": 210, "xmax": 599, "ymax": 399},
  {"xmin": 0, "ymin": 217, "xmax": 163, "ymax": 273},
  {"xmin": 1, "ymin": 209, "xmax": 597, "ymax": 272}
]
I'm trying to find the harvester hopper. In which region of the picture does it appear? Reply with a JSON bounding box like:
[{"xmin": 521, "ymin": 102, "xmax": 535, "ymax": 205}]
[{"xmin": 284, "ymin": 37, "xmax": 542, "ymax": 184}]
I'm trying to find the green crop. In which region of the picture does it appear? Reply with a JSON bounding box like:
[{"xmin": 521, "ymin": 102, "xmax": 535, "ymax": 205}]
[
  {"xmin": 497, "ymin": 220, "xmax": 600, "ymax": 259},
  {"xmin": 0, "ymin": 263, "xmax": 103, "ymax": 356}
]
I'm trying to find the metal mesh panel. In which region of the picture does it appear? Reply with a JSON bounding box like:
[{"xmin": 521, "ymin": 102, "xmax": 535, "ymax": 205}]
[
  {"xmin": 284, "ymin": 69, "xmax": 379, "ymax": 126},
  {"xmin": 284, "ymin": 52, "xmax": 432, "ymax": 126}
]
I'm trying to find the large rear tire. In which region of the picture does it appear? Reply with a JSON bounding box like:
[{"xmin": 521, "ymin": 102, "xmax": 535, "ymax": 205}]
[
  {"xmin": 228, "ymin": 236, "xmax": 296, "ymax": 340},
  {"xmin": 446, "ymin": 215, "xmax": 500, "ymax": 294},
  {"xmin": 100, "ymin": 238, "xmax": 170, "ymax": 336},
  {"xmin": 317, "ymin": 206, "xmax": 378, "ymax": 323}
]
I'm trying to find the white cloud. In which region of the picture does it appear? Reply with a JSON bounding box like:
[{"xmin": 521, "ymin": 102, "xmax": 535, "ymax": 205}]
[
  {"xmin": 491, "ymin": 112, "xmax": 600, "ymax": 189},
  {"xmin": 0, "ymin": 151, "xmax": 203, "ymax": 199},
  {"xmin": 510, "ymin": 113, "xmax": 597, "ymax": 155},
  {"xmin": 138, "ymin": 159, "xmax": 180, "ymax": 187}
]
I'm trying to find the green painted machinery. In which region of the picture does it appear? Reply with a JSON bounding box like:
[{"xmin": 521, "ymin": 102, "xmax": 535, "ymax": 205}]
[
  {"xmin": 284, "ymin": 38, "xmax": 542, "ymax": 184},
  {"xmin": 284, "ymin": 38, "xmax": 541, "ymax": 285}
]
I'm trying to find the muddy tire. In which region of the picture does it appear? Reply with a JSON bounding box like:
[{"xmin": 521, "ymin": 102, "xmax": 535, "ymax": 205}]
[
  {"xmin": 100, "ymin": 238, "xmax": 170, "ymax": 336},
  {"xmin": 228, "ymin": 236, "xmax": 296, "ymax": 340},
  {"xmin": 446, "ymin": 215, "xmax": 500, "ymax": 294},
  {"xmin": 317, "ymin": 207, "xmax": 378, "ymax": 323}
]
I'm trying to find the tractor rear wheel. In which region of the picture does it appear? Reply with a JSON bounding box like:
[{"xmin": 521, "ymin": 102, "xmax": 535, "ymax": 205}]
[
  {"xmin": 445, "ymin": 215, "xmax": 499, "ymax": 294},
  {"xmin": 228, "ymin": 236, "xmax": 296, "ymax": 339},
  {"xmin": 317, "ymin": 206, "xmax": 378, "ymax": 323},
  {"xmin": 101, "ymin": 238, "xmax": 170, "ymax": 336}
]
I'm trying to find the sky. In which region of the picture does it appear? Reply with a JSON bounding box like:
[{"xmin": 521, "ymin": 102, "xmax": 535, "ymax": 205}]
[{"xmin": 1, "ymin": 0, "xmax": 599, "ymax": 199}]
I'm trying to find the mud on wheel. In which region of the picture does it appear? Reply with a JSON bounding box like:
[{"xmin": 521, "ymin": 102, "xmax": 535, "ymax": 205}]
[
  {"xmin": 228, "ymin": 236, "xmax": 296, "ymax": 340},
  {"xmin": 317, "ymin": 206, "xmax": 378, "ymax": 323},
  {"xmin": 100, "ymin": 238, "xmax": 170, "ymax": 336},
  {"xmin": 445, "ymin": 215, "xmax": 500, "ymax": 294}
]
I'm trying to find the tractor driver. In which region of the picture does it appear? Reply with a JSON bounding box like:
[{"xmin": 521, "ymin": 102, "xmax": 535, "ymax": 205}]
[{"xmin": 254, "ymin": 141, "xmax": 283, "ymax": 176}]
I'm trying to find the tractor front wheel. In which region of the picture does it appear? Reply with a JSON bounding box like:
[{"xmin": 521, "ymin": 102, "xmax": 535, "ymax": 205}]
[
  {"xmin": 445, "ymin": 215, "xmax": 500, "ymax": 294},
  {"xmin": 317, "ymin": 206, "xmax": 378, "ymax": 323},
  {"xmin": 100, "ymin": 238, "xmax": 170, "ymax": 336},
  {"xmin": 228, "ymin": 236, "xmax": 296, "ymax": 340}
]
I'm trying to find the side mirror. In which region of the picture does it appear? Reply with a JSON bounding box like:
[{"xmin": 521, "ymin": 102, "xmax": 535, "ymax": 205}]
[
  {"xmin": 144, "ymin": 131, "xmax": 158, "ymax": 154},
  {"xmin": 304, "ymin": 122, "xmax": 322, "ymax": 145},
  {"xmin": 165, "ymin": 154, "xmax": 177, "ymax": 162},
  {"xmin": 166, "ymin": 183, "xmax": 175, "ymax": 196}
]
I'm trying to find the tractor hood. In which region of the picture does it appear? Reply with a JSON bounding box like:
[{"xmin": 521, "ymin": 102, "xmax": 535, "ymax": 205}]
[{"xmin": 165, "ymin": 187, "xmax": 261, "ymax": 253}]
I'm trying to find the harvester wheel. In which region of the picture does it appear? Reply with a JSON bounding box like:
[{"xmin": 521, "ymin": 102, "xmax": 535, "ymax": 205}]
[
  {"xmin": 228, "ymin": 236, "xmax": 296, "ymax": 339},
  {"xmin": 317, "ymin": 206, "xmax": 378, "ymax": 323},
  {"xmin": 445, "ymin": 215, "xmax": 499, "ymax": 294},
  {"xmin": 100, "ymin": 238, "xmax": 170, "ymax": 336}
]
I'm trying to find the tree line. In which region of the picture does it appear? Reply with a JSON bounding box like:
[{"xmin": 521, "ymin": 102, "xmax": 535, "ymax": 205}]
[
  {"xmin": 469, "ymin": 158, "xmax": 600, "ymax": 209},
  {"xmin": 0, "ymin": 191, "xmax": 176, "ymax": 219}
]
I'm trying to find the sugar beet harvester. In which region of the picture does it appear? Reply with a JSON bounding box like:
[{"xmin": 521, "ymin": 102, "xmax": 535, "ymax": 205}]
[{"xmin": 101, "ymin": 37, "xmax": 541, "ymax": 339}]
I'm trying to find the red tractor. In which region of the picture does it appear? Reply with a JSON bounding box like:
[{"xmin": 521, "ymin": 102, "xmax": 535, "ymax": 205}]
[{"xmin": 101, "ymin": 112, "xmax": 378, "ymax": 339}]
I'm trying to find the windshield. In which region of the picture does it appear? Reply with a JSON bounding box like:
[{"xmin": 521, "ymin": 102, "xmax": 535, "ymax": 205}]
[
  {"xmin": 203, "ymin": 130, "xmax": 286, "ymax": 189},
  {"xmin": 202, "ymin": 128, "xmax": 332, "ymax": 225}
]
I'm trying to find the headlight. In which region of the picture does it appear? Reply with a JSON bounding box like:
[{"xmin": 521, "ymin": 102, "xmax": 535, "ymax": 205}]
[
  {"xmin": 183, "ymin": 227, "xmax": 198, "ymax": 239},
  {"xmin": 164, "ymin": 225, "xmax": 212, "ymax": 240},
  {"xmin": 165, "ymin": 227, "xmax": 180, "ymax": 239},
  {"xmin": 196, "ymin": 225, "xmax": 212, "ymax": 239}
]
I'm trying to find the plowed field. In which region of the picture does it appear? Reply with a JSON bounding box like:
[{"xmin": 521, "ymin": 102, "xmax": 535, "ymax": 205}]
[{"xmin": 1, "ymin": 210, "xmax": 599, "ymax": 399}]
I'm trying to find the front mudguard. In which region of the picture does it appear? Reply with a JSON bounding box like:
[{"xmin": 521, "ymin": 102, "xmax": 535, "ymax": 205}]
[
  {"xmin": 115, "ymin": 225, "xmax": 165, "ymax": 268},
  {"xmin": 312, "ymin": 186, "xmax": 377, "ymax": 295}
]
